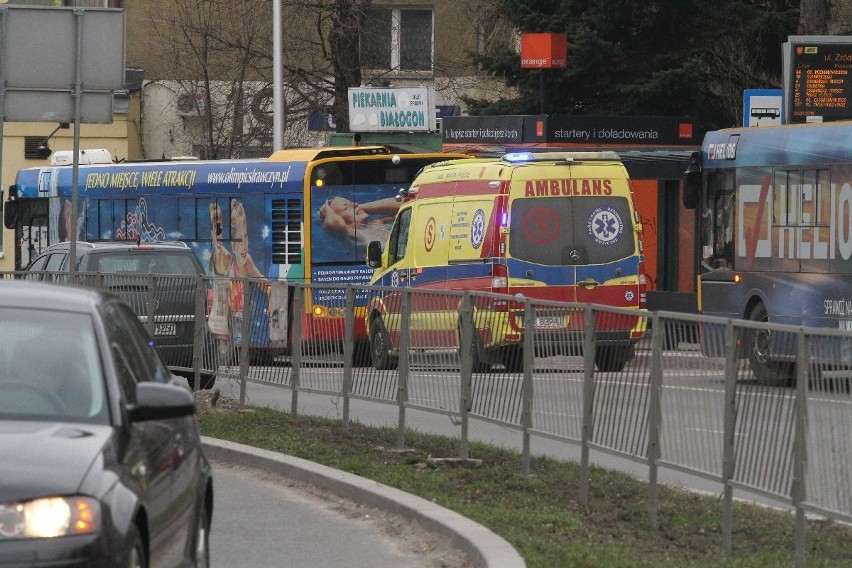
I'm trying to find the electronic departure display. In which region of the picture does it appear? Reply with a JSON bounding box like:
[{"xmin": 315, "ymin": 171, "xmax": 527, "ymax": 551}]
[{"xmin": 786, "ymin": 38, "xmax": 852, "ymax": 123}]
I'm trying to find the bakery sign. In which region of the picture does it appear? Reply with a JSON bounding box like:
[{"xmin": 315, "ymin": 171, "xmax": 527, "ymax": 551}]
[{"xmin": 348, "ymin": 87, "xmax": 438, "ymax": 132}]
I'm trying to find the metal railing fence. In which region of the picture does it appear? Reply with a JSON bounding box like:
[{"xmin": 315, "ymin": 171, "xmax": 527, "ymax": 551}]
[{"xmin": 4, "ymin": 271, "xmax": 850, "ymax": 566}]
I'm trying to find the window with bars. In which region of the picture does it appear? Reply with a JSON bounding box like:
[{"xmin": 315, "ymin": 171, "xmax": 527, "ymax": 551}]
[
  {"xmin": 361, "ymin": 7, "xmax": 433, "ymax": 72},
  {"xmin": 271, "ymin": 198, "xmax": 302, "ymax": 265}
]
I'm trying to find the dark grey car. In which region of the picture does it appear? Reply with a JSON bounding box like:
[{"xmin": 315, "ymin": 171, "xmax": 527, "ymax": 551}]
[
  {"xmin": 24, "ymin": 241, "xmax": 217, "ymax": 389},
  {"xmin": 0, "ymin": 279, "xmax": 212, "ymax": 567}
]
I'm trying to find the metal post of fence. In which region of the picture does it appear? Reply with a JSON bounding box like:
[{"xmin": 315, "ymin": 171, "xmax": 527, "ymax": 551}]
[
  {"xmin": 721, "ymin": 319, "xmax": 738, "ymax": 553},
  {"xmin": 191, "ymin": 274, "xmax": 205, "ymax": 391},
  {"xmin": 579, "ymin": 304, "xmax": 596, "ymax": 506},
  {"xmin": 459, "ymin": 293, "xmax": 474, "ymax": 460},
  {"xmin": 647, "ymin": 312, "xmax": 663, "ymax": 529},
  {"xmin": 521, "ymin": 300, "xmax": 534, "ymax": 474},
  {"xmin": 238, "ymin": 277, "xmax": 252, "ymax": 408},
  {"xmin": 792, "ymin": 328, "xmax": 809, "ymax": 568},
  {"xmin": 397, "ymin": 288, "xmax": 412, "ymax": 450},
  {"xmin": 342, "ymin": 286, "xmax": 355, "ymax": 432},
  {"xmin": 290, "ymin": 284, "xmax": 304, "ymax": 416},
  {"xmin": 145, "ymin": 274, "xmax": 156, "ymax": 338}
]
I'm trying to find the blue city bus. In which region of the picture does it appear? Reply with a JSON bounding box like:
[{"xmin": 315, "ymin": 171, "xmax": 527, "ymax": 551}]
[
  {"xmin": 4, "ymin": 147, "xmax": 467, "ymax": 360},
  {"xmin": 683, "ymin": 120, "xmax": 852, "ymax": 384}
]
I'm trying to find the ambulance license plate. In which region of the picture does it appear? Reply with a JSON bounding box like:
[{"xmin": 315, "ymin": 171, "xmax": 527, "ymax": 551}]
[
  {"xmin": 535, "ymin": 316, "xmax": 565, "ymax": 329},
  {"xmin": 154, "ymin": 323, "xmax": 177, "ymax": 336}
]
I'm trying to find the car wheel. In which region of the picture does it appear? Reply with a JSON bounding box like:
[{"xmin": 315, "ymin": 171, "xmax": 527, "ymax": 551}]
[
  {"xmin": 194, "ymin": 506, "xmax": 210, "ymax": 568},
  {"xmin": 459, "ymin": 325, "xmax": 489, "ymax": 373},
  {"xmin": 370, "ymin": 317, "xmax": 397, "ymax": 370},
  {"xmin": 127, "ymin": 524, "xmax": 147, "ymax": 568}
]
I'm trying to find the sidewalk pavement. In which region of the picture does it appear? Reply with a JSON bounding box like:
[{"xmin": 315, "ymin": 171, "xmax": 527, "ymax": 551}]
[{"xmin": 202, "ymin": 437, "xmax": 526, "ymax": 568}]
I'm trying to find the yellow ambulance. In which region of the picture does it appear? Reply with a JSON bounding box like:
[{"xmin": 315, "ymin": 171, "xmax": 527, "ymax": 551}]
[{"xmin": 365, "ymin": 151, "xmax": 647, "ymax": 372}]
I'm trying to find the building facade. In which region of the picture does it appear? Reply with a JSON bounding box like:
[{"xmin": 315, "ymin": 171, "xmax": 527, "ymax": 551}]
[{"xmin": 0, "ymin": 0, "xmax": 506, "ymax": 270}]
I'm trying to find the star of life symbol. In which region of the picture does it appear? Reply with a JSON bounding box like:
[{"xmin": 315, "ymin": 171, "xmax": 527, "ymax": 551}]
[
  {"xmin": 624, "ymin": 290, "xmax": 635, "ymax": 302},
  {"xmin": 588, "ymin": 206, "xmax": 623, "ymax": 246},
  {"xmin": 471, "ymin": 209, "xmax": 486, "ymax": 249}
]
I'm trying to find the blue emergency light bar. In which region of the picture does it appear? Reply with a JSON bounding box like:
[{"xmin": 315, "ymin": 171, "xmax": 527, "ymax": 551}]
[{"xmin": 501, "ymin": 151, "xmax": 621, "ymax": 163}]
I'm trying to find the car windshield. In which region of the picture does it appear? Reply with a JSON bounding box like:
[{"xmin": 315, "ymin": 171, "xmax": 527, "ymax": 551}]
[{"xmin": 0, "ymin": 308, "xmax": 108, "ymax": 423}]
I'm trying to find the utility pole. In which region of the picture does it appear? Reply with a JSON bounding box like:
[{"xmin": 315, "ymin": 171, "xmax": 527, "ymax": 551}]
[{"xmin": 273, "ymin": 0, "xmax": 283, "ymax": 151}]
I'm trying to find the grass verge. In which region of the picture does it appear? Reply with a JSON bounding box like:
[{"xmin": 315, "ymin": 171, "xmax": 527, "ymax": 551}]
[{"xmin": 198, "ymin": 406, "xmax": 852, "ymax": 568}]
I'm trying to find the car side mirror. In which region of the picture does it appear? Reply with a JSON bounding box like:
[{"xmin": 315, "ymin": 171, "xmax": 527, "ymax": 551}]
[
  {"xmin": 682, "ymin": 151, "xmax": 701, "ymax": 210},
  {"xmin": 367, "ymin": 240, "xmax": 383, "ymax": 268},
  {"xmin": 128, "ymin": 382, "xmax": 196, "ymax": 422}
]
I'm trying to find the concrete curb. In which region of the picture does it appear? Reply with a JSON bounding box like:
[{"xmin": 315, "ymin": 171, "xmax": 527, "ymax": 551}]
[{"xmin": 202, "ymin": 437, "xmax": 526, "ymax": 568}]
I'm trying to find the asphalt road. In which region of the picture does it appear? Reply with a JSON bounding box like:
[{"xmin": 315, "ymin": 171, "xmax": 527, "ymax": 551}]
[{"xmin": 209, "ymin": 459, "xmax": 466, "ymax": 568}]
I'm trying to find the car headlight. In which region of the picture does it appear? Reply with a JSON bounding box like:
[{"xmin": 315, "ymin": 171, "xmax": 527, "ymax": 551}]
[{"xmin": 0, "ymin": 497, "xmax": 100, "ymax": 538}]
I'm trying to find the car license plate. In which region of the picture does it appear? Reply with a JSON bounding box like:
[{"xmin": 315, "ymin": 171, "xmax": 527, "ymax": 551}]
[
  {"xmin": 154, "ymin": 322, "xmax": 177, "ymax": 336},
  {"xmin": 535, "ymin": 316, "xmax": 565, "ymax": 329}
]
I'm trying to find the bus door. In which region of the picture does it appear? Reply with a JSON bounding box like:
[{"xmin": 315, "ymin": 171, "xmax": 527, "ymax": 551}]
[
  {"xmin": 266, "ymin": 193, "xmax": 302, "ymax": 346},
  {"xmin": 12, "ymin": 198, "xmax": 49, "ymax": 270},
  {"xmin": 13, "ymin": 169, "xmax": 57, "ymax": 268}
]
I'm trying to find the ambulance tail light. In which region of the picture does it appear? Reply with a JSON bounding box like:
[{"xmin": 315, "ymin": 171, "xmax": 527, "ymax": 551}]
[
  {"xmin": 638, "ymin": 259, "xmax": 647, "ymax": 308},
  {"xmin": 492, "ymin": 264, "xmax": 509, "ymax": 311}
]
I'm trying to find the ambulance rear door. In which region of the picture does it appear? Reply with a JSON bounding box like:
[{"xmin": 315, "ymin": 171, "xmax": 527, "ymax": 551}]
[
  {"xmin": 506, "ymin": 173, "xmax": 580, "ymax": 304},
  {"xmin": 570, "ymin": 180, "xmax": 641, "ymax": 310}
]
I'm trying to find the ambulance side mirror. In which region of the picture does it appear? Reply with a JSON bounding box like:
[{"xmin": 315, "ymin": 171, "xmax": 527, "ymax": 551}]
[{"xmin": 367, "ymin": 240, "xmax": 383, "ymax": 268}]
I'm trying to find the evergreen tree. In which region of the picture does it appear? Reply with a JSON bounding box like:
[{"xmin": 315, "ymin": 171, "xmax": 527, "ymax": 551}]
[{"xmin": 464, "ymin": 0, "xmax": 799, "ymax": 130}]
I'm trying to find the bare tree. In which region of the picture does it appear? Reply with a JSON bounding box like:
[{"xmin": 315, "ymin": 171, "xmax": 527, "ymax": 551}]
[
  {"xmin": 704, "ymin": 30, "xmax": 781, "ymax": 127},
  {"xmin": 141, "ymin": 0, "xmax": 502, "ymax": 149},
  {"xmin": 144, "ymin": 0, "xmax": 284, "ymax": 158},
  {"xmin": 799, "ymin": 0, "xmax": 828, "ymax": 34}
]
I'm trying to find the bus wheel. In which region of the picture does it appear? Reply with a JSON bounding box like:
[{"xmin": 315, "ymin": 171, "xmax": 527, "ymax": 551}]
[
  {"xmin": 595, "ymin": 344, "xmax": 633, "ymax": 372},
  {"xmin": 748, "ymin": 303, "xmax": 794, "ymax": 386},
  {"xmin": 370, "ymin": 317, "xmax": 398, "ymax": 370}
]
